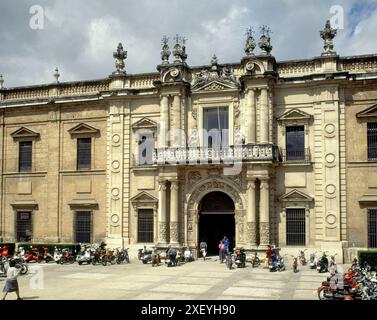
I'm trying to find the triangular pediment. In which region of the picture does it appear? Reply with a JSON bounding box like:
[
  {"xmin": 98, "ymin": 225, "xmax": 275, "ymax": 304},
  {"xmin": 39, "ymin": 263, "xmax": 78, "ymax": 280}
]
[
  {"xmin": 132, "ymin": 117, "xmax": 157, "ymax": 129},
  {"xmin": 11, "ymin": 127, "xmax": 40, "ymax": 139},
  {"xmin": 68, "ymin": 123, "xmax": 99, "ymax": 136},
  {"xmin": 198, "ymin": 80, "xmax": 238, "ymax": 92},
  {"xmin": 356, "ymin": 104, "xmax": 377, "ymax": 118},
  {"xmin": 277, "ymin": 108, "xmax": 313, "ymax": 122},
  {"xmin": 279, "ymin": 189, "xmax": 313, "ymax": 202},
  {"xmin": 130, "ymin": 191, "xmax": 158, "ymax": 203}
]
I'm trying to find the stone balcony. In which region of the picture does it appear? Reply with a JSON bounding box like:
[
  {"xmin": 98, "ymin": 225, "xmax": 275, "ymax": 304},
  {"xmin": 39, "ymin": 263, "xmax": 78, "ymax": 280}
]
[{"xmin": 151, "ymin": 144, "xmax": 279, "ymax": 165}]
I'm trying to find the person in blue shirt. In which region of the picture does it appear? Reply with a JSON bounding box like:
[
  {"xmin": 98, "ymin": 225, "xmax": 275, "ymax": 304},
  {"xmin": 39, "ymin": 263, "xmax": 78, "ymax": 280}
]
[{"xmin": 222, "ymin": 236, "xmax": 230, "ymax": 254}]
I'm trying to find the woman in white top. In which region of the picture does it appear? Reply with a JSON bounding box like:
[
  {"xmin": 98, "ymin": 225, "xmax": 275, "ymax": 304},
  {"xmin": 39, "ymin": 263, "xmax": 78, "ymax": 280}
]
[{"xmin": 2, "ymin": 259, "xmax": 22, "ymax": 300}]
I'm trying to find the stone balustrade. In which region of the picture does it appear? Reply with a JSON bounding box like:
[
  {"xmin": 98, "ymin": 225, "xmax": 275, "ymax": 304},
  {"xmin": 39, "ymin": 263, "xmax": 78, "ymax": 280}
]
[
  {"xmin": 152, "ymin": 144, "xmax": 278, "ymax": 165},
  {"xmin": 277, "ymin": 61, "xmax": 316, "ymax": 76}
]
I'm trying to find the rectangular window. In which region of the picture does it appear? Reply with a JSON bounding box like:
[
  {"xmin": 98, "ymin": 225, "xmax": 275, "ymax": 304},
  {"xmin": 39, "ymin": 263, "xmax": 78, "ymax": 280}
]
[
  {"xmin": 138, "ymin": 209, "xmax": 153, "ymax": 242},
  {"xmin": 75, "ymin": 211, "xmax": 91, "ymax": 243},
  {"xmin": 367, "ymin": 123, "xmax": 377, "ymax": 160},
  {"xmin": 77, "ymin": 138, "xmax": 91, "ymax": 170},
  {"xmin": 19, "ymin": 141, "xmax": 32, "ymax": 172},
  {"xmin": 286, "ymin": 208, "xmax": 306, "ymax": 246},
  {"xmin": 138, "ymin": 132, "xmax": 154, "ymax": 165},
  {"xmin": 16, "ymin": 211, "xmax": 32, "ymax": 242},
  {"xmin": 286, "ymin": 126, "xmax": 305, "ymax": 161},
  {"xmin": 368, "ymin": 209, "xmax": 377, "ymax": 248},
  {"xmin": 203, "ymin": 107, "xmax": 229, "ymax": 147}
]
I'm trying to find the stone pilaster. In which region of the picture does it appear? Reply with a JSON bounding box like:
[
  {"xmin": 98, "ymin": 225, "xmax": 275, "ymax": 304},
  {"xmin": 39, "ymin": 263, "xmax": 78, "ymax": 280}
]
[
  {"xmin": 259, "ymin": 177, "xmax": 270, "ymax": 246},
  {"xmin": 171, "ymin": 95, "xmax": 181, "ymax": 146},
  {"xmin": 260, "ymin": 88, "xmax": 269, "ymax": 143},
  {"xmin": 158, "ymin": 179, "xmax": 168, "ymax": 243},
  {"xmin": 170, "ymin": 179, "xmax": 179, "ymax": 244},
  {"xmin": 247, "ymin": 88, "xmax": 256, "ymax": 144},
  {"xmin": 159, "ymin": 95, "xmax": 169, "ymax": 148},
  {"xmin": 246, "ymin": 178, "xmax": 257, "ymax": 246}
]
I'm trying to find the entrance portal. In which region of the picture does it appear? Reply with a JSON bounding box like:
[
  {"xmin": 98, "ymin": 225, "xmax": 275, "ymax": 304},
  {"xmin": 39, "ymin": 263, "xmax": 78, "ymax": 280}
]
[{"xmin": 198, "ymin": 191, "xmax": 235, "ymax": 255}]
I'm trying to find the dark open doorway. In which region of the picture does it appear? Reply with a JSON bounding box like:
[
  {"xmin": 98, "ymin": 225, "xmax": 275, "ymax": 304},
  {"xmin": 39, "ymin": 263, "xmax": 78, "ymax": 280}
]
[{"xmin": 198, "ymin": 191, "xmax": 235, "ymax": 255}]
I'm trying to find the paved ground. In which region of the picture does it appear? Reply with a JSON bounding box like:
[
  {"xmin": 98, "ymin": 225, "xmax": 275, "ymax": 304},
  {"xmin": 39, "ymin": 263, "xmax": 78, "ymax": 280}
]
[{"xmin": 1, "ymin": 256, "xmax": 344, "ymax": 300}]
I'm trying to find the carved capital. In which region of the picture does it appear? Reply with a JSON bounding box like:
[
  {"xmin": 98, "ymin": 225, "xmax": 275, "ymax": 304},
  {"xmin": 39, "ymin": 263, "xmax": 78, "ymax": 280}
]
[{"xmin": 158, "ymin": 179, "xmax": 167, "ymax": 191}]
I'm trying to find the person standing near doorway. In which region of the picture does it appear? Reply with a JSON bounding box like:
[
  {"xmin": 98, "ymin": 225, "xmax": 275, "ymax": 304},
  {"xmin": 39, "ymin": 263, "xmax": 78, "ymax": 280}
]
[
  {"xmin": 223, "ymin": 236, "xmax": 230, "ymax": 254},
  {"xmin": 218, "ymin": 240, "xmax": 225, "ymax": 263}
]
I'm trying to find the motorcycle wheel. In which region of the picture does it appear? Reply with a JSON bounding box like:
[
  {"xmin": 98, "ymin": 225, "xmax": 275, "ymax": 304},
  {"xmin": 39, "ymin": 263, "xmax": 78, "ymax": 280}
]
[
  {"xmin": 59, "ymin": 258, "xmax": 64, "ymax": 265},
  {"xmin": 116, "ymin": 258, "xmax": 121, "ymax": 265},
  {"xmin": 318, "ymin": 287, "xmax": 330, "ymax": 300},
  {"xmin": 69, "ymin": 256, "xmax": 75, "ymax": 264},
  {"xmin": 92, "ymin": 259, "xmax": 96, "ymax": 266},
  {"xmin": 20, "ymin": 264, "xmax": 28, "ymax": 275},
  {"xmin": 102, "ymin": 257, "xmax": 107, "ymax": 266},
  {"xmin": 78, "ymin": 261, "xmax": 82, "ymax": 265},
  {"xmin": 142, "ymin": 260, "xmax": 147, "ymax": 264},
  {"xmin": 110, "ymin": 256, "xmax": 116, "ymax": 265}
]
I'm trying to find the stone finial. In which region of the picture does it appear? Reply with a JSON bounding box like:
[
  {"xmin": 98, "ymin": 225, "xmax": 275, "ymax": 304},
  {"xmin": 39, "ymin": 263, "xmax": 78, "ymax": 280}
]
[
  {"xmin": 172, "ymin": 34, "xmax": 187, "ymax": 63},
  {"xmin": 211, "ymin": 54, "xmax": 218, "ymax": 71},
  {"xmin": 258, "ymin": 25, "xmax": 272, "ymax": 55},
  {"xmin": 54, "ymin": 67, "xmax": 60, "ymax": 83},
  {"xmin": 320, "ymin": 20, "xmax": 337, "ymax": 56},
  {"xmin": 244, "ymin": 27, "xmax": 256, "ymax": 56},
  {"xmin": 0, "ymin": 74, "xmax": 4, "ymax": 89},
  {"xmin": 113, "ymin": 42, "xmax": 127, "ymax": 74},
  {"xmin": 161, "ymin": 36, "xmax": 171, "ymax": 64}
]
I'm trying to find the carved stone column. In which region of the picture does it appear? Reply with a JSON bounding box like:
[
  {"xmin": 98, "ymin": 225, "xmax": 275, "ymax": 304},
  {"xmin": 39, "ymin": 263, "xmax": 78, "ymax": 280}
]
[
  {"xmin": 170, "ymin": 179, "xmax": 179, "ymax": 244},
  {"xmin": 260, "ymin": 88, "xmax": 269, "ymax": 144},
  {"xmin": 158, "ymin": 179, "xmax": 168, "ymax": 243},
  {"xmin": 246, "ymin": 178, "xmax": 257, "ymax": 246},
  {"xmin": 247, "ymin": 88, "xmax": 256, "ymax": 144},
  {"xmin": 259, "ymin": 177, "xmax": 270, "ymax": 246},
  {"xmin": 159, "ymin": 95, "xmax": 169, "ymax": 148}
]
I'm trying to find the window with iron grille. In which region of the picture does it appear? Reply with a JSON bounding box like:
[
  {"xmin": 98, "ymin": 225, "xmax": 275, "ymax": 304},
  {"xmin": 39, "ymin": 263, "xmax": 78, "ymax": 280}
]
[
  {"xmin": 19, "ymin": 141, "xmax": 32, "ymax": 172},
  {"xmin": 16, "ymin": 211, "xmax": 32, "ymax": 242},
  {"xmin": 368, "ymin": 209, "xmax": 377, "ymax": 248},
  {"xmin": 286, "ymin": 126, "xmax": 305, "ymax": 161},
  {"xmin": 75, "ymin": 211, "xmax": 91, "ymax": 243},
  {"xmin": 286, "ymin": 208, "xmax": 306, "ymax": 245},
  {"xmin": 138, "ymin": 133, "xmax": 154, "ymax": 165},
  {"xmin": 367, "ymin": 123, "xmax": 377, "ymax": 160},
  {"xmin": 77, "ymin": 138, "xmax": 91, "ymax": 170},
  {"xmin": 138, "ymin": 209, "xmax": 153, "ymax": 242}
]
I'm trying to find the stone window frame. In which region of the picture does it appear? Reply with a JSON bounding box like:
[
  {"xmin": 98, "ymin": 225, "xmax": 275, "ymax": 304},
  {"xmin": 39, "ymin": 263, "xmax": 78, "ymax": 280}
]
[
  {"xmin": 130, "ymin": 192, "xmax": 158, "ymax": 243},
  {"xmin": 68, "ymin": 123, "xmax": 100, "ymax": 171},
  {"xmin": 10, "ymin": 127, "xmax": 40, "ymax": 173},
  {"xmin": 197, "ymin": 100, "xmax": 234, "ymax": 147},
  {"xmin": 279, "ymin": 189, "xmax": 313, "ymax": 246},
  {"xmin": 356, "ymin": 104, "xmax": 377, "ymax": 162},
  {"xmin": 11, "ymin": 201, "xmax": 38, "ymax": 243},
  {"xmin": 277, "ymin": 109, "xmax": 313, "ymax": 164},
  {"xmin": 73, "ymin": 209, "xmax": 93, "ymax": 244},
  {"xmin": 131, "ymin": 118, "xmax": 158, "ymax": 166}
]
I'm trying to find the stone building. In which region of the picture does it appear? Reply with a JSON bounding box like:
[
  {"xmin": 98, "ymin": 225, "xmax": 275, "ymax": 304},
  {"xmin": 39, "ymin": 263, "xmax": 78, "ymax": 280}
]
[{"xmin": 0, "ymin": 21, "xmax": 376, "ymax": 261}]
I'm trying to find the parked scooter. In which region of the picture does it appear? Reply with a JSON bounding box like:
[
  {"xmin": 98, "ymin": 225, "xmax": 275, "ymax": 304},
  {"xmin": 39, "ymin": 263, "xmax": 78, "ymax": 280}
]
[
  {"xmin": 309, "ymin": 252, "xmax": 318, "ymax": 269},
  {"xmin": 24, "ymin": 247, "xmax": 43, "ymax": 263},
  {"xmin": 184, "ymin": 248, "xmax": 194, "ymax": 263},
  {"xmin": 140, "ymin": 246, "xmax": 153, "ymax": 264},
  {"xmin": 41, "ymin": 247, "xmax": 54, "ymax": 263},
  {"xmin": 225, "ymin": 252, "xmax": 233, "ymax": 270},
  {"xmin": 250, "ymin": 252, "xmax": 261, "ymax": 268},
  {"xmin": 317, "ymin": 252, "xmax": 329, "ymax": 273},
  {"xmin": 76, "ymin": 246, "xmax": 93, "ymax": 265},
  {"xmin": 53, "ymin": 247, "xmax": 63, "ymax": 264},
  {"xmin": 234, "ymin": 248, "xmax": 246, "ymax": 268},
  {"xmin": 269, "ymin": 254, "xmax": 286, "ymax": 272},
  {"xmin": 115, "ymin": 248, "xmax": 130, "ymax": 264},
  {"xmin": 299, "ymin": 249, "xmax": 307, "ymax": 266},
  {"xmin": 59, "ymin": 248, "xmax": 75, "ymax": 264}
]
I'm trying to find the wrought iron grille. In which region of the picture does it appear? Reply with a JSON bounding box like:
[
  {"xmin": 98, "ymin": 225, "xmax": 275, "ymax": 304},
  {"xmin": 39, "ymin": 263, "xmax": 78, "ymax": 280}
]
[
  {"xmin": 19, "ymin": 141, "xmax": 32, "ymax": 172},
  {"xmin": 286, "ymin": 126, "xmax": 305, "ymax": 161},
  {"xmin": 16, "ymin": 211, "xmax": 32, "ymax": 242},
  {"xmin": 368, "ymin": 209, "xmax": 377, "ymax": 248},
  {"xmin": 138, "ymin": 209, "xmax": 153, "ymax": 242},
  {"xmin": 75, "ymin": 211, "xmax": 91, "ymax": 243},
  {"xmin": 367, "ymin": 123, "xmax": 377, "ymax": 160},
  {"xmin": 286, "ymin": 208, "xmax": 306, "ymax": 245},
  {"xmin": 77, "ymin": 138, "xmax": 91, "ymax": 170}
]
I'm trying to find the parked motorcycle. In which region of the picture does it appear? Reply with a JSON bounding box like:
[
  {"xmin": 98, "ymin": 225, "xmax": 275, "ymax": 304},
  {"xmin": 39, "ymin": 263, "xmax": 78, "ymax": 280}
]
[
  {"xmin": 115, "ymin": 248, "xmax": 130, "ymax": 264},
  {"xmin": 250, "ymin": 252, "xmax": 261, "ymax": 268},
  {"xmin": 299, "ymin": 250, "xmax": 307, "ymax": 266},
  {"xmin": 76, "ymin": 246, "xmax": 93, "ymax": 265},
  {"xmin": 225, "ymin": 252, "xmax": 233, "ymax": 270},
  {"xmin": 41, "ymin": 247, "xmax": 54, "ymax": 263},
  {"xmin": 140, "ymin": 246, "xmax": 153, "ymax": 264},
  {"xmin": 309, "ymin": 252, "xmax": 318, "ymax": 269},
  {"xmin": 269, "ymin": 255, "xmax": 285, "ymax": 272},
  {"xmin": 234, "ymin": 248, "xmax": 246, "ymax": 268},
  {"xmin": 24, "ymin": 247, "xmax": 43, "ymax": 263},
  {"xmin": 59, "ymin": 248, "xmax": 75, "ymax": 264},
  {"xmin": 317, "ymin": 252, "xmax": 329, "ymax": 273}
]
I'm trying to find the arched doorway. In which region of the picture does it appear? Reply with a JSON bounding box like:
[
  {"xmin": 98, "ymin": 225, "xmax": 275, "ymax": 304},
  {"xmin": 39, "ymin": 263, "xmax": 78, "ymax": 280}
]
[{"xmin": 198, "ymin": 191, "xmax": 235, "ymax": 255}]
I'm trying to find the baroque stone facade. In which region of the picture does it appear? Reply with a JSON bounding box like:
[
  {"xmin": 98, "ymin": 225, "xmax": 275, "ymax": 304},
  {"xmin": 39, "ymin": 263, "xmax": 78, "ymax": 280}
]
[{"xmin": 1, "ymin": 21, "xmax": 377, "ymax": 262}]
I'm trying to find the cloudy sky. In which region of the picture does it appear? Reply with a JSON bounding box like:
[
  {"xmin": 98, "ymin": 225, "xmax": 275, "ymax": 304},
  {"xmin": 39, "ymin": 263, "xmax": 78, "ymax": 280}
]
[{"xmin": 1, "ymin": 0, "xmax": 377, "ymax": 87}]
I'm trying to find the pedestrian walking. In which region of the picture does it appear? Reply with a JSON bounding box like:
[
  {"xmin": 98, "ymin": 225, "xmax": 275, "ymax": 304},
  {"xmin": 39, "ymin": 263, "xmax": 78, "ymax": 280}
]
[{"xmin": 2, "ymin": 259, "xmax": 22, "ymax": 300}]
